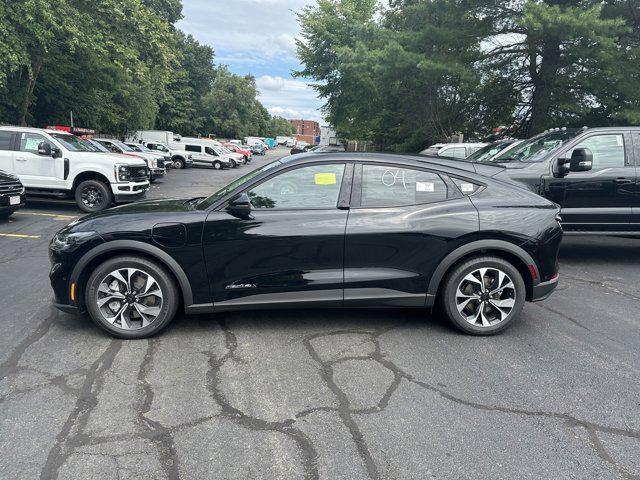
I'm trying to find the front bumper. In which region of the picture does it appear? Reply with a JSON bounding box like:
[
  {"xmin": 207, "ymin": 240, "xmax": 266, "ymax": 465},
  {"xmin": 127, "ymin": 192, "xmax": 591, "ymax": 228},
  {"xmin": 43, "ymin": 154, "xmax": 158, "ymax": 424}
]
[
  {"xmin": 531, "ymin": 275, "xmax": 559, "ymax": 302},
  {"xmin": 111, "ymin": 180, "xmax": 149, "ymax": 203},
  {"xmin": 150, "ymin": 168, "xmax": 166, "ymax": 179},
  {"xmin": 0, "ymin": 192, "xmax": 26, "ymax": 212}
]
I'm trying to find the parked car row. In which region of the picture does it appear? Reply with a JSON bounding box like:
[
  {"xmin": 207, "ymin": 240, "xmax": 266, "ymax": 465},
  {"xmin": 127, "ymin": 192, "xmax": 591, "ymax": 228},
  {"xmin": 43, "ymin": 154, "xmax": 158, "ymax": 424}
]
[
  {"xmin": 0, "ymin": 126, "xmax": 271, "ymax": 215},
  {"xmin": 420, "ymin": 127, "xmax": 640, "ymax": 235}
]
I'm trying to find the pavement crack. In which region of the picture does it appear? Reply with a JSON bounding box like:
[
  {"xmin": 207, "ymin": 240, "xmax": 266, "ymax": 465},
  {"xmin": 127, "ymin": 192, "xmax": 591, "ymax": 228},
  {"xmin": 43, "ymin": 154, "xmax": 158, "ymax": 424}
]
[
  {"xmin": 205, "ymin": 318, "xmax": 320, "ymax": 480},
  {"xmin": 137, "ymin": 338, "xmax": 181, "ymax": 480},
  {"xmin": 39, "ymin": 339, "xmax": 122, "ymax": 480},
  {"xmin": 303, "ymin": 331, "xmax": 381, "ymax": 480},
  {"xmin": 0, "ymin": 306, "xmax": 58, "ymax": 381}
]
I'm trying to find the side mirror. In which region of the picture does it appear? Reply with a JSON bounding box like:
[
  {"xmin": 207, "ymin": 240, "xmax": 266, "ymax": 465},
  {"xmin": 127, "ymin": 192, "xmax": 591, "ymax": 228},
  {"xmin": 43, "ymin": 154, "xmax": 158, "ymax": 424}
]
[
  {"xmin": 38, "ymin": 142, "xmax": 52, "ymax": 156},
  {"xmin": 226, "ymin": 193, "xmax": 251, "ymax": 218},
  {"xmin": 570, "ymin": 148, "xmax": 593, "ymax": 172}
]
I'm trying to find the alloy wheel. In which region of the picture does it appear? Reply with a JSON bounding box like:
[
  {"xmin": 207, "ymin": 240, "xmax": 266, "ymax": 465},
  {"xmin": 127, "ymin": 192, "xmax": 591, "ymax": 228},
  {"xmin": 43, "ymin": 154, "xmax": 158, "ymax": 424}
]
[
  {"xmin": 96, "ymin": 268, "xmax": 163, "ymax": 330},
  {"xmin": 455, "ymin": 267, "xmax": 516, "ymax": 327},
  {"xmin": 81, "ymin": 186, "xmax": 103, "ymax": 209}
]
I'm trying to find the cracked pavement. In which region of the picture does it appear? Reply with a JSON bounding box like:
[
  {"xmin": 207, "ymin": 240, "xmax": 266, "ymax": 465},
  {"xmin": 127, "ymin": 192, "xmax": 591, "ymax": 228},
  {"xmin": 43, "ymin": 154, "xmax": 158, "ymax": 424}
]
[{"xmin": 1, "ymin": 149, "xmax": 639, "ymax": 479}]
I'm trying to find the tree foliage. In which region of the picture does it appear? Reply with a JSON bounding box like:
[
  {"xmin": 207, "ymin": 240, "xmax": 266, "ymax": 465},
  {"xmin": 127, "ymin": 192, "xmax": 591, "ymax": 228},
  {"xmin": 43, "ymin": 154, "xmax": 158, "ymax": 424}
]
[
  {"xmin": 0, "ymin": 0, "xmax": 294, "ymax": 138},
  {"xmin": 297, "ymin": 0, "xmax": 640, "ymax": 150}
]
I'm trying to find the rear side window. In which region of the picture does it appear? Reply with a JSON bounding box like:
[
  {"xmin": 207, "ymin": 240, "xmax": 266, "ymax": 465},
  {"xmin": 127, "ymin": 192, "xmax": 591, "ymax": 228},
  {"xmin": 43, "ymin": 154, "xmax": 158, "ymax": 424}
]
[
  {"xmin": 185, "ymin": 145, "xmax": 201, "ymax": 153},
  {"xmin": 361, "ymin": 165, "xmax": 449, "ymax": 207},
  {"xmin": 0, "ymin": 131, "xmax": 13, "ymax": 150},
  {"xmin": 571, "ymin": 134, "xmax": 626, "ymax": 170},
  {"xmin": 440, "ymin": 147, "xmax": 466, "ymax": 159}
]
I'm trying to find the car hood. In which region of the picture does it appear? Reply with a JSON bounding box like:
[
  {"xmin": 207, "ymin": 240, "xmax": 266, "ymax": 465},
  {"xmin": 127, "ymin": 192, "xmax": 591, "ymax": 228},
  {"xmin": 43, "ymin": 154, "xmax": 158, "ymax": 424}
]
[
  {"xmin": 78, "ymin": 152, "xmax": 148, "ymax": 167},
  {"xmin": 0, "ymin": 169, "xmax": 21, "ymax": 182},
  {"xmin": 68, "ymin": 198, "xmax": 204, "ymax": 234}
]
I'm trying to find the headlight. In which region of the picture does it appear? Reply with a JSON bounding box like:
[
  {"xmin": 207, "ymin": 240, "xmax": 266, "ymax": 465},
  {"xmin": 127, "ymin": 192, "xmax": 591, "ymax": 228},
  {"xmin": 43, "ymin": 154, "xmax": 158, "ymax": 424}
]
[
  {"xmin": 149, "ymin": 158, "xmax": 158, "ymax": 169},
  {"xmin": 50, "ymin": 230, "xmax": 99, "ymax": 252},
  {"xmin": 115, "ymin": 164, "xmax": 131, "ymax": 182},
  {"xmin": 188, "ymin": 154, "xmax": 193, "ymax": 160}
]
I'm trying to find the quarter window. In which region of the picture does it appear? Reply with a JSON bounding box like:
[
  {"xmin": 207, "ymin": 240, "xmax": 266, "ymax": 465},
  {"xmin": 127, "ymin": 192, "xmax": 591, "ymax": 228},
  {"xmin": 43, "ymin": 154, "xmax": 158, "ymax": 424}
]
[
  {"xmin": 248, "ymin": 164, "xmax": 345, "ymax": 209},
  {"xmin": 361, "ymin": 165, "xmax": 449, "ymax": 207},
  {"xmin": 571, "ymin": 134, "xmax": 626, "ymax": 170},
  {"xmin": 20, "ymin": 133, "xmax": 51, "ymax": 154}
]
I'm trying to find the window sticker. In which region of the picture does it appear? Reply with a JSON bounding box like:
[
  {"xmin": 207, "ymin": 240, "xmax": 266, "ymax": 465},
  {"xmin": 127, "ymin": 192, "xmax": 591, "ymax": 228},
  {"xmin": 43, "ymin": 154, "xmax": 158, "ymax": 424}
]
[
  {"xmin": 24, "ymin": 137, "xmax": 42, "ymax": 151},
  {"xmin": 460, "ymin": 183, "xmax": 475, "ymax": 193},
  {"xmin": 416, "ymin": 181, "xmax": 435, "ymax": 192},
  {"xmin": 616, "ymin": 135, "xmax": 623, "ymax": 147},
  {"xmin": 315, "ymin": 173, "xmax": 337, "ymax": 185}
]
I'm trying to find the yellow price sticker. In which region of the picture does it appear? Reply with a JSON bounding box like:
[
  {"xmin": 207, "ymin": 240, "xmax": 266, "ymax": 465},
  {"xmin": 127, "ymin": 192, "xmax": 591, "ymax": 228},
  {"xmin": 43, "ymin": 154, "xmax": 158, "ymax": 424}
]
[{"xmin": 315, "ymin": 173, "xmax": 337, "ymax": 185}]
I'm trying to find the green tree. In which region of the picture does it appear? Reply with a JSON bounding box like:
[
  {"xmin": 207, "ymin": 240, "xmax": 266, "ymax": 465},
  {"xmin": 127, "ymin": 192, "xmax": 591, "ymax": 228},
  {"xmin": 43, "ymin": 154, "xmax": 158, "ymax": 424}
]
[{"xmin": 482, "ymin": 0, "xmax": 630, "ymax": 135}]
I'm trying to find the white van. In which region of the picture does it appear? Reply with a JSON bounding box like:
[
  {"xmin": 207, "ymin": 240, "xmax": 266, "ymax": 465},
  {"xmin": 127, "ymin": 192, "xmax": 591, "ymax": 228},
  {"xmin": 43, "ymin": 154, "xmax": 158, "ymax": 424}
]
[
  {"xmin": 0, "ymin": 127, "xmax": 149, "ymax": 212},
  {"xmin": 172, "ymin": 140, "xmax": 233, "ymax": 170},
  {"xmin": 419, "ymin": 142, "xmax": 487, "ymax": 159}
]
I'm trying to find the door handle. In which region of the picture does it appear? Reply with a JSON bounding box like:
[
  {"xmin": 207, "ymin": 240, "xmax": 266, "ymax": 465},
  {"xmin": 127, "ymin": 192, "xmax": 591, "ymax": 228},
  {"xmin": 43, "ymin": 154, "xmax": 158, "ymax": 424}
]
[
  {"xmin": 15, "ymin": 157, "xmax": 27, "ymax": 162},
  {"xmin": 613, "ymin": 177, "xmax": 633, "ymax": 184}
]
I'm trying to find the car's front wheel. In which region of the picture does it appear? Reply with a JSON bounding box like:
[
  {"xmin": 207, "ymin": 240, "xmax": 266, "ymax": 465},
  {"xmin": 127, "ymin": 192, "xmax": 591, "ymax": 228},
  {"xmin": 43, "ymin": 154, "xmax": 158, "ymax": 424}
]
[
  {"xmin": 173, "ymin": 158, "xmax": 185, "ymax": 169},
  {"xmin": 85, "ymin": 256, "xmax": 179, "ymax": 339},
  {"xmin": 441, "ymin": 256, "xmax": 525, "ymax": 335},
  {"xmin": 213, "ymin": 160, "xmax": 222, "ymax": 170},
  {"xmin": 75, "ymin": 180, "xmax": 112, "ymax": 212}
]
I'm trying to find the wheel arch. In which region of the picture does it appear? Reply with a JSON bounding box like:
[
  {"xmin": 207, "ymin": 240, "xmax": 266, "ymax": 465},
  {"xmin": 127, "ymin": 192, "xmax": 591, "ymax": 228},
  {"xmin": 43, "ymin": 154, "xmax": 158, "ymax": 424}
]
[
  {"xmin": 427, "ymin": 240, "xmax": 539, "ymax": 306},
  {"xmin": 72, "ymin": 171, "xmax": 112, "ymax": 191},
  {"xmin": 70, "ymin": 240, "xmax": 194, "ymax": 311}
]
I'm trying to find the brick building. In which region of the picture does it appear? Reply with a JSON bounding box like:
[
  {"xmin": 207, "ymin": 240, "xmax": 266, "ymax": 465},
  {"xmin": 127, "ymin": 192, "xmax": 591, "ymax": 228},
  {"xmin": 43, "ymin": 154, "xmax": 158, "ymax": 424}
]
[{"xmin": 289, "ymin": 119, "xmax": 320, "ymax": 145}]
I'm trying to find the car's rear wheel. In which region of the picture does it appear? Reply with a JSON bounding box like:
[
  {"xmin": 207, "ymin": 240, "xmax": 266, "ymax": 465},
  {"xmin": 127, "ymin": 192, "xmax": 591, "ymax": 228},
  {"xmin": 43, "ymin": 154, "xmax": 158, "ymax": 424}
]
[
  {"xmin": 75, "ymin": 180, "xmax": 112, "ymax": 212},
  {"xmin": 85, "ymin": 256, "xmax": 179, "ymax": 339},
  {"xmin": 441, "ymin": 256, "xmax": 525, "ymax": 335}
]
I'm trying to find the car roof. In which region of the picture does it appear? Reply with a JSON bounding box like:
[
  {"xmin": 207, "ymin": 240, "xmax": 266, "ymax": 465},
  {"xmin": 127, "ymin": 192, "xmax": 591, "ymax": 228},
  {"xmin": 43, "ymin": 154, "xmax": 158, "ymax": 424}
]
[{"xmin": 283, "ymin": 151, "xmax": 494, "ymax": 178}]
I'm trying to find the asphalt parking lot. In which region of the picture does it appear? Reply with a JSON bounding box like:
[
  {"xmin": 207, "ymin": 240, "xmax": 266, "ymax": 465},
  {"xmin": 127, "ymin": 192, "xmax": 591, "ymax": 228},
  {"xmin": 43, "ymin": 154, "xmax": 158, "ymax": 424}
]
[{"xmin": 1, "ymin": 147, "xmax": 639, "ymax": 480}]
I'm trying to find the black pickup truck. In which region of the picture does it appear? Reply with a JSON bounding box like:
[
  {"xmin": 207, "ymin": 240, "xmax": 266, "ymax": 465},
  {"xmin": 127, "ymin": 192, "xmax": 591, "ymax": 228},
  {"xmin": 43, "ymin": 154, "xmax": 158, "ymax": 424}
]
[{"xmin": 457, "ymin": 127, "xmax": 640, "ymax": 234}]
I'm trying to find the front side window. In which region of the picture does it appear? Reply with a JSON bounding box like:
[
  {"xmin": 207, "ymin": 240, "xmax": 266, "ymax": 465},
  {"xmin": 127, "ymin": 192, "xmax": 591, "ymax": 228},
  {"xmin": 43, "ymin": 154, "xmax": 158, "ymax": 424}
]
[
  {"xmin": 49, "ymin": 133, "xmax": 92, "ymax": 152},
  {"xmin": 361, "ymin": 165, "xmax": 449, "ymax": 207},
  {"xmin": 571, "ymin": 134, "xmax": 626, "ymax": 171},
  {"xmin": 248, "ymin": 164, "xmax": 345, "ymax": 209},
  {"xmin": 20, "ymin": 133, "xmax": 51, "ymax": 154}
]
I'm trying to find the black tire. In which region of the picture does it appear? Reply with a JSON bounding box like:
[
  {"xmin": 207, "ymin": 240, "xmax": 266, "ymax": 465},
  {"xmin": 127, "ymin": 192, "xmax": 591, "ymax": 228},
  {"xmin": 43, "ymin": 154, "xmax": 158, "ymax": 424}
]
[
  {"xmin": 213, "ymin": 160, "xmax": 222, "ymax": 170},
  {"xmin": 75, "ymin": 179, "xmax": 112, "ymax": 213},
  {"xmin": 441, "ymin": 256, "xmax": 525, "ymax": 335},
  {"xmin": 85, "ymin": 256, "xmax": 179, "ymax": 339},
  {"xmin": 230, "ymin": 159, "xmax": 237, "ymax": 168},
  {"xmin": 173, "ymin": 158, "xmax": 185, "ymax": 169}
]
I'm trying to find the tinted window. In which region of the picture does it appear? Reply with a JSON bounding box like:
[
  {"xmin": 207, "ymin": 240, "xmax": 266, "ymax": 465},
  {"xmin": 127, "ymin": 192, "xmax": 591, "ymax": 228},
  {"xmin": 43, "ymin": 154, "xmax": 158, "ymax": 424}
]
[
  {"xmin": 571, "ymin": 134, "xmax": 626, "ymax": 170},
  {"xmin": 20, "ymin": 133, "xmax": 51, "ymax": 154},
  {"xmin": 441, "ymin": 147, "xmax": 466, "ymax": 159},
  {"xmin": 361, "ymin": 165, "xmax": 449, "ymax": 207},
  {"xmin": 0, "ymin": 131, "xmax": 13, "ymax": 150},
  {"xmin": 185, "ymin": 145, "xmax": 201, "ymax": 153},
  {"xmin": 248, "ymin": 164, "xmax": 345, "ymax": 209}
]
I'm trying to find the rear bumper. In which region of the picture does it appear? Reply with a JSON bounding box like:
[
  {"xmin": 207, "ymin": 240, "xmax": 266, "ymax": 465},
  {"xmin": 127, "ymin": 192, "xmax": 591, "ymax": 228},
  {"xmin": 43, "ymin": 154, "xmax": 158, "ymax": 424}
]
[{"xmin": 531, "ymin": 275, "xmax": 559, "ymax": 302}]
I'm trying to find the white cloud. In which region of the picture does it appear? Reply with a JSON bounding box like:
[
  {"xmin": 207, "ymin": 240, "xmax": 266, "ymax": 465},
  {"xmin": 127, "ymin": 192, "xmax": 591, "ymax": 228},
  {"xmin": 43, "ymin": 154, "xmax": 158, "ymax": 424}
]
[{"xmin": 256, "ymin": 76, "xmax": 324, "ymax": 122}]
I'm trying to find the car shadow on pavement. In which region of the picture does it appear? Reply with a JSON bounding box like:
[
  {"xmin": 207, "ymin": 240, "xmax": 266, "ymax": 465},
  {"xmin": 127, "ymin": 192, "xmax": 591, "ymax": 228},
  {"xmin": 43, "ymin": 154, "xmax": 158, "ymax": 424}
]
[{"xmin": 559, "ymin": 235, "xmax": 640, "ymax": 265}]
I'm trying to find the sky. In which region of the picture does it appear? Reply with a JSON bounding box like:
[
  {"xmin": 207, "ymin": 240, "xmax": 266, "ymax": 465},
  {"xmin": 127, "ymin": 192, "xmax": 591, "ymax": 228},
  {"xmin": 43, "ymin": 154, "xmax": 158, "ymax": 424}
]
[{"xmin": 176, "ymin": 0, "xmax": 325, "ymax": 123}]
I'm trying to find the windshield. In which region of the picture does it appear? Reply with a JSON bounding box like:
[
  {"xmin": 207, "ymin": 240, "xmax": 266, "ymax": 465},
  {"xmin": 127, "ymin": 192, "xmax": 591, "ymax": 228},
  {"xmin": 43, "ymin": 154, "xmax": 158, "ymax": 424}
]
[
  {"xmin": 50, "ymin": 133, "xmax": 94, "ymax": 152},
  {"xmin": 197, "ymin": 159, "xmax": 284, "ymax": 210},
  {"xmin": 494, "ymin": 130, "xmax": 580, "ymax": 163},
  {"xmin": 465, "ymin": 142, "xmax": 516, "ymax": 163},
  {"xmin": 110, "ymin": 139, "xmax": 135, "ymax": 152}
]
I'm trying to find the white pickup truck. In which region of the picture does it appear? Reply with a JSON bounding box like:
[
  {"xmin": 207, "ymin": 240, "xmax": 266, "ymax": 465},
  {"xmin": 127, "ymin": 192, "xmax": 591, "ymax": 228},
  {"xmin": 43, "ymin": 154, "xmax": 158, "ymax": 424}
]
[{"xmin": 0, "ymin": 126, "xmax": 149, "ymax": 212}]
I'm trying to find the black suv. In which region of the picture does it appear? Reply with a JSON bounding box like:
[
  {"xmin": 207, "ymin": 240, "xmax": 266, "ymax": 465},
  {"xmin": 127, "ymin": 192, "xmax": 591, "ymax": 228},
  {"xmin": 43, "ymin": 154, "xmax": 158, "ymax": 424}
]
[
  {"xmin": 0, "ymin": 170, "xmax": 25, "ymax": 218},
  {"xmin": 457, "ymin": 127, "xmax": 639, "ymax": 234},
  {"xmin": 50, "ymin": 153, "xmax": 562, "ymax": 338}
]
